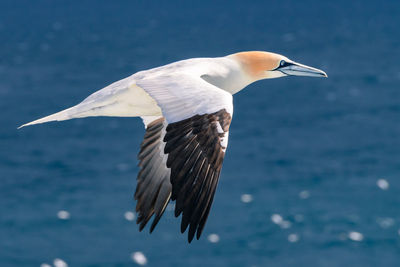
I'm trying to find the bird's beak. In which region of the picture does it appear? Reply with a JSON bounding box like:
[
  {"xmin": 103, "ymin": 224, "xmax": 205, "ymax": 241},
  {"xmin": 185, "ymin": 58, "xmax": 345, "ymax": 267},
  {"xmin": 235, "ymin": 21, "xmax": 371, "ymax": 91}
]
[{"xmin": 278, "ymin": 61, "xmax": 327, "ymax": 78}]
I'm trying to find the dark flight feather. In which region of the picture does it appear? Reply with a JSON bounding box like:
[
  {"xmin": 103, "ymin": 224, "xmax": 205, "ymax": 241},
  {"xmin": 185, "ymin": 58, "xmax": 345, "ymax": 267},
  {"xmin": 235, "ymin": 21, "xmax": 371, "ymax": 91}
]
[{"xmin": 163, "ymin": 109, "xmax": 232, "ymax": 242}]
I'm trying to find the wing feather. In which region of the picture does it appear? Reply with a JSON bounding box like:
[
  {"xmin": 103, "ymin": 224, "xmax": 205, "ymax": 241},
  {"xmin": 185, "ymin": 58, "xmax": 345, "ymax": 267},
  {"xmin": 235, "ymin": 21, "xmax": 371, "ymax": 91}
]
[
  {"xmin": 134, "ymin": 117, "xmax": 172, "ymax": 232},
  {"xmin": 163, "ymin": 110, "xmax": 232, "ymax": 242},
  {"xmin": 134, "ymin": 74, "xmax": 233, "ymax": 242}
]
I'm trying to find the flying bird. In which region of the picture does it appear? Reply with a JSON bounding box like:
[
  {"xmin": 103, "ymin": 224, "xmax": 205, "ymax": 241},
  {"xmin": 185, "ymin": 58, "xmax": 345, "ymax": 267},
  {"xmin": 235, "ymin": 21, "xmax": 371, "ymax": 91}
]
[{"xmin": 20, "ymin": 51, "xmax": 327, "ymax": 242}]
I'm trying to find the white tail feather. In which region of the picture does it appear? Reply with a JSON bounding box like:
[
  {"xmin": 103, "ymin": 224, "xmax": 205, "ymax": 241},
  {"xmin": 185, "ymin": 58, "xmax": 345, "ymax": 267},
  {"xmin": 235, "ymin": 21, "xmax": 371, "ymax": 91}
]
[
  {"xmin": 18, "ymin": 102, "xmax": 102, "ymax": 129},
  {"xmin": 18, "ymin": 81, "xmax": 162, "ymax": 129}
]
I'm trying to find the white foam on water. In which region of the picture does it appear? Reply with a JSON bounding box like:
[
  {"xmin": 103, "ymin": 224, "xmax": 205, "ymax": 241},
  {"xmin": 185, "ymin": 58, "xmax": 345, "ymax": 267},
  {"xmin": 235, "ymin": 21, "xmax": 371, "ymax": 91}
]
[
  {"xmin": 348, "ymin": 231, "xmax": 364, "ymax": 242},
  {"xmin": 57, "ymin": 210, "xmax": 70, "ymax": 220},
  {"xmin": 124, "ymin": 211, "xmax": 135, "ymax": 221},
  {"xmin": 271, "ymin": 214, "xmax": 283, "ymax": 224},
  {"xmin": 377, "ymin": 179, "xmax": 389, "ymax": 190},
  {"xmin": 288, "ymin": 233, "xmax": 300, "ymax": 243},
  {"xmin": 207, "ymin": 233, "xmax": 220, "ymax": 243},
  {"xmin": 53, "ymin": 258, "xmax": 68, "ymax": 267},
  {"xmin": 131, "ymin": 252, "xmax": 147, "ymax": 265},
  {"xmin": 241, "ymin": 194, "xmax": 253, "ymax": 203},
  {"xmin": 270, "ymin": 214, "xmax": 291, "ymax": 229}
]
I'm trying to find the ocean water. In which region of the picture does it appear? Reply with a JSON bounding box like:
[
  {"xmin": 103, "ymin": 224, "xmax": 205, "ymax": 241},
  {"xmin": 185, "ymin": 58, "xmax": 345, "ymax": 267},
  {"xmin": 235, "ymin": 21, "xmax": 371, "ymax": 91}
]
[{"xmin": 1, "ymin": 0, "xmax": 400, "ymax": 266}]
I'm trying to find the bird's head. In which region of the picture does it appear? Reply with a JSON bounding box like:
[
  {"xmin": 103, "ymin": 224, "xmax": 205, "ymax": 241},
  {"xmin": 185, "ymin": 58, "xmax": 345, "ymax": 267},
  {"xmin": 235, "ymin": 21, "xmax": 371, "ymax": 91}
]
[{"xmin": 232, "ymin": 51, "xmax": 327, "ymax": 81}]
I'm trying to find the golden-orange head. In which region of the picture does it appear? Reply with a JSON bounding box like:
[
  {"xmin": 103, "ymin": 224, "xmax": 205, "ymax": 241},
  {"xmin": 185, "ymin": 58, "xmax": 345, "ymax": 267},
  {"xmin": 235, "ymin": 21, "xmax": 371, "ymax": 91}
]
[{"xmin": 231, "ymin": 51, "xmax": 327, "ymax": 81}]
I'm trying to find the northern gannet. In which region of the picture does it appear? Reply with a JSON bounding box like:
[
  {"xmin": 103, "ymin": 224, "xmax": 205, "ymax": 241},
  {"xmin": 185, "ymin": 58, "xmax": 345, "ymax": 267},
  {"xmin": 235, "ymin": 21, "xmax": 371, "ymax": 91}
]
[{"xmin": 20, "ymin": 51, "xmax": 327, "ymax": 242}]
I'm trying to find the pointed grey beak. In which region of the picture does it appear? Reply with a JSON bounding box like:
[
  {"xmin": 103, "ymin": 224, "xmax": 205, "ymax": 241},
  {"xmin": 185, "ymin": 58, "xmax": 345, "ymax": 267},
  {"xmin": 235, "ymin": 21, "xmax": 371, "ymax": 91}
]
[{"xmin": 278, "ymin": 61, "xmax": 327, "ymax": 78}]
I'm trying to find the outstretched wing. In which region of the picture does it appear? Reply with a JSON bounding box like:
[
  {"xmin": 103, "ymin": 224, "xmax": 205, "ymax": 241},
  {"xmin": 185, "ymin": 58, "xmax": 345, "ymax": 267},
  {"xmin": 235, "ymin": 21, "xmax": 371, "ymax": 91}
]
[
  {"xmin": 164, "ymin": 109, "xmax": 232, "ymax": 242},
  {"xmin": 135, "ymin": 116, "xmax": 171, "ymax": 233},
  {"xmin": 135, "ymin": 75, "xmax": 233, "ymax": 242}
]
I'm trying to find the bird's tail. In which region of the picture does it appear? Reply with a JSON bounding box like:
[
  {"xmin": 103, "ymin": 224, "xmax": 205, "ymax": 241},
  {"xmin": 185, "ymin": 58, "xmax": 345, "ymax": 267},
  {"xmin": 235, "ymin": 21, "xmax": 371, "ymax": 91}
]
[
  {"xmin": 18, "ymin": 101, "xmax": 101, "ymax": 129},
  {"xmin": 18, "ymin": 77, "xmax": 130, "ymax": 129},
  {"xmin": 18, "ymin": 77, "xmax": 162, "ymax": 129}
]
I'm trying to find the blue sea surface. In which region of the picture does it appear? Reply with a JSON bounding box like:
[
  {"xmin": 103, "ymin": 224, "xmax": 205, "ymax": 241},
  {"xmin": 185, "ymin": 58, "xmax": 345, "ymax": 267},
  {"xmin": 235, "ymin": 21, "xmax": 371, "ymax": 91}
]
[{"xmin": 1, "ymin": 0, "xmax": 400, "ymax": 266}]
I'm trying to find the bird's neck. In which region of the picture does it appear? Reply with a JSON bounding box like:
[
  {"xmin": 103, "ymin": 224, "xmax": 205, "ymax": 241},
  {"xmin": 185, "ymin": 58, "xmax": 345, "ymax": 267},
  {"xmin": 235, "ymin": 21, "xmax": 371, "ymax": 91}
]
[{"xmin": 200, "ymin": 57, "xmax": 254, "ymax": 95}]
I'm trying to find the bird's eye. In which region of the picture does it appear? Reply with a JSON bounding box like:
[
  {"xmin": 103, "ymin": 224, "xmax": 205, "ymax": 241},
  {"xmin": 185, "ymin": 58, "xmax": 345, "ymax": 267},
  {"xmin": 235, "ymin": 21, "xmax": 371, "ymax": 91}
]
[{"xmin": 280, "ymin": 60, "xmax": 286, "ymax": 67}]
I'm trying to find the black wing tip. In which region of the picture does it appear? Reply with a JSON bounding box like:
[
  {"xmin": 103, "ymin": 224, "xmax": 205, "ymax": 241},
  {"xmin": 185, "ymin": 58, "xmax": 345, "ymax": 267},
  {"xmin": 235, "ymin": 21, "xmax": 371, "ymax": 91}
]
[
  {"xmin": 180, "ymin": 219, "xmax": 189, "ymax": 234},
  {"xmin": 136, "ymin": 213, "xmax": 160, "ymax": 234},
  {"xmin": 188, "ymin": 231, "xmax": 195, "ymax": 243},
  {"xmin": 163, "ymin": 110, "xmax": 231, "ymax": 244},
  {"xmin": 186, "ymin": 225, "xmax": 204, "ymax": 243},
  {"xmin": 135, "ymin": 116, "xmax": 173, "ymax": 236},
  {"xmin": 149, "ymin": 224, "xmax": 156, "ymax": 233},
  {"xmin": 149, "ymin": 214, "xmax": 163, "ymax": 233},
  {"xmin": 195, "ymin": 227, "xmax": 205, "ymax": 241},
  {"xmin": 138, "ymin": 223, "xmax": 146, "ymax": 232}
]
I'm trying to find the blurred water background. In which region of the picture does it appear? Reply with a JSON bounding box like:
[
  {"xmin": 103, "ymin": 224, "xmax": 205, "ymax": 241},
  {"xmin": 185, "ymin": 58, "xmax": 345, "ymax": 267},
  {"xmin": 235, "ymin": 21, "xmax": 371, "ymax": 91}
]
[{"xmin": 1, "ymin": 0, "xmax": 400, "ymax": 266}]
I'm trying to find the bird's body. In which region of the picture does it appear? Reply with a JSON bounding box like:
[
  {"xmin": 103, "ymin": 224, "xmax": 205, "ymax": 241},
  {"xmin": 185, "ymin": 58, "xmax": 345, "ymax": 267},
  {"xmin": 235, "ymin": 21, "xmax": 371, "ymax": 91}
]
[{"xmin": 20, "ymin": 51, "xmax": 327, "ymax": 242}]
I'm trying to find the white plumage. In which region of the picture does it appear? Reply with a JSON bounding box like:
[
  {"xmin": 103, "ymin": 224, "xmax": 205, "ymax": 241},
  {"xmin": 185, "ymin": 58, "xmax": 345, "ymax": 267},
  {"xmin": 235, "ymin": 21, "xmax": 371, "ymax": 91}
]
[{"xmin": 20, "ymin": 51, "xmax": 327, "ymax": 242}]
